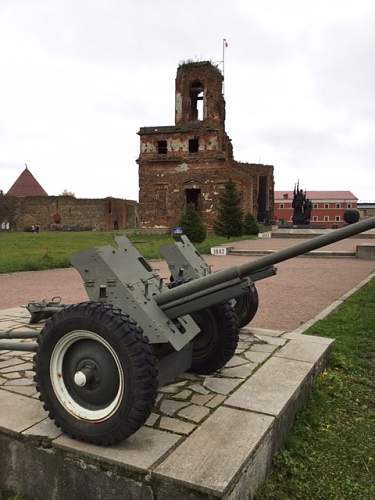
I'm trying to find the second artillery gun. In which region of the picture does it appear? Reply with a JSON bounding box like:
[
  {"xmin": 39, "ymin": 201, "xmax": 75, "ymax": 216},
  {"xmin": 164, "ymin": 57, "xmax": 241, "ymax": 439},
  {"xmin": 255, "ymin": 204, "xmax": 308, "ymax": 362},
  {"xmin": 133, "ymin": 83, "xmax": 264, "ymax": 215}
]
[{"xmin": 2, "ymin": 217, "xmax": 375, "ymax": 445}]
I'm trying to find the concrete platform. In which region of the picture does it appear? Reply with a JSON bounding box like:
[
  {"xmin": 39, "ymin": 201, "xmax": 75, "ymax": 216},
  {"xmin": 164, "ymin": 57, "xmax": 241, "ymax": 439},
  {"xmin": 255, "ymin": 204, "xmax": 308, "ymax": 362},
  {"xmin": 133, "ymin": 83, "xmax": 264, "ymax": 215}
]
[
  {"xmin": 229, "ymin": 248, "xmax": 356, "ymax": 258},
  {"xmin": 0, "ymin": 308, "xmax": 335, "ymax": 499},
  {"xmin": 271, "ymin": 228, "xmax": 375, "ymax": 239},
  {"xmin": 357, "ymin": 244, "xmax": 375, "ymax": 259}
]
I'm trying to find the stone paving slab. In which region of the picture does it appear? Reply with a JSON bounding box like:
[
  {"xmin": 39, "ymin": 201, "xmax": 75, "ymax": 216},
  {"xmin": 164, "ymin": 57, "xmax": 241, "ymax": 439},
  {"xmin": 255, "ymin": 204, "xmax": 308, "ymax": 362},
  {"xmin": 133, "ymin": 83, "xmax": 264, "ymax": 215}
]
[
  {"xmin": 155, "ymin": 406, "xmax": 274, "ymax": 497},
  {"xmin": 0, "ymin": 305, "xmax": 337, "ymax": 498},
  {"xmin": 226, "ymin": 356, "xmax": 314, "ymax": 416},
  {"xmin": 241, "ymin": 327, "xmax": 286, "ymax": 337},
  {"xmin": 275, "ymin": 338, "xmax": 334, "ymax": 363},
  {"xmin": 283, "ymin": 331, "xmax": 334, "ymax": 343},
  {"xmin": 23, "ymin": 417, "xmax": 62, "ymax": 440},
  {"xmin": 0, "ymin": 389, "xmax": 47, "ymax": 434},
  {"xmin": 54, "ymin": 426, "xmax": 181, "ymax": 473}
]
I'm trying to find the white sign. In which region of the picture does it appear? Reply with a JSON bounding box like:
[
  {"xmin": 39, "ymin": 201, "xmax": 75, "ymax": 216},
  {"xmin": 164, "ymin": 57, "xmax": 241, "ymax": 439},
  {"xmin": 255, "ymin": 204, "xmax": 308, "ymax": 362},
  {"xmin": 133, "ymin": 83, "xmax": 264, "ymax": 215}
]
[{"xmin": 211, "ymin": 246, "xmax": 229, "ymax": 256}]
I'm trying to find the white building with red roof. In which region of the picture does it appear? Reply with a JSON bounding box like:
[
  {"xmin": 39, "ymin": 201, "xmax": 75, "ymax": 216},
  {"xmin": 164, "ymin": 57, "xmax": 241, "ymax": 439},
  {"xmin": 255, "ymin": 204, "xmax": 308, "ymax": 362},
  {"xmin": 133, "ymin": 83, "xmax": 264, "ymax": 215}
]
[{"xmin": 274, "ymin": 190, "xmax": 358, "ymax": 228}]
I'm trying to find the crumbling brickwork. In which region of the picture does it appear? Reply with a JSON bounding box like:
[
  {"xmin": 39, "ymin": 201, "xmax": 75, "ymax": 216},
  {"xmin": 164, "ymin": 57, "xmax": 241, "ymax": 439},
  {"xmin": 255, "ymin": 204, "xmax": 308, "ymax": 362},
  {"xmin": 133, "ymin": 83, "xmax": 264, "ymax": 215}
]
[
  {"xmin": 138, "ymin": 61, "xmax": 274, "ymax": 229},
  {"xmin": 0, "ymin": 196, "xmax": 138, "ymax": 231}
]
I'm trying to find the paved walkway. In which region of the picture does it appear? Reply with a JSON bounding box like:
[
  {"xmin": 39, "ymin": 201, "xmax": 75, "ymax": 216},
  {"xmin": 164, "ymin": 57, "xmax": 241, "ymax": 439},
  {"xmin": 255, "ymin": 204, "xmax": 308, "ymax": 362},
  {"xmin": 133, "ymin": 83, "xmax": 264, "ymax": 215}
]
[{"xmin": 0, "ymin": 253, "xmax": 374, "ymax": 331}]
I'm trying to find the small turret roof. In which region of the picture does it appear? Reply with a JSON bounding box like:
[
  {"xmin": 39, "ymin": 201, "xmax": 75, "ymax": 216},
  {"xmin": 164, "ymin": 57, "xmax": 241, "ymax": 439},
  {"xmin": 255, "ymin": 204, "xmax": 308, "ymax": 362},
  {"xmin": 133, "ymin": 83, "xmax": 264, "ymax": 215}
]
[{"xmin": 7, "ymin": 166, "xmax": 48, "ymax": 197}]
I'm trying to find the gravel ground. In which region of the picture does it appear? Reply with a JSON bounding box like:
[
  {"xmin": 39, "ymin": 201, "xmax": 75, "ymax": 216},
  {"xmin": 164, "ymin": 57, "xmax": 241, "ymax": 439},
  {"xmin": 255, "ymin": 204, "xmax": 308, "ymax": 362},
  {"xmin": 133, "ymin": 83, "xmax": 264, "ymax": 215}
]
[{"xmin": 1, "ymin": 249, "xmax": 374, "ymax": 332}]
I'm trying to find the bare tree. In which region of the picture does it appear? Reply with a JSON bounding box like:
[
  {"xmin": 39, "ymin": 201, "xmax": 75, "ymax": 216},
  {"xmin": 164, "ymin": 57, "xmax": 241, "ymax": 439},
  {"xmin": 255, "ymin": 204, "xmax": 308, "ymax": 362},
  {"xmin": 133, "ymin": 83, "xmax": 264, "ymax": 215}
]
[{"xmin": 60, "ymin": 189, "xmax": 75, "ymax": 197}]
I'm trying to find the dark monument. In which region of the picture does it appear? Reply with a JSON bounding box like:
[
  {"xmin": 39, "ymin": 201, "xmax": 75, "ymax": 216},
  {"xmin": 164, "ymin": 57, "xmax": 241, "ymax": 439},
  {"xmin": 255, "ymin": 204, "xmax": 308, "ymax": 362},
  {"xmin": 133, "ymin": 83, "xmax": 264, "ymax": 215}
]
[{"xmin": 292, "ymin": 182, "xmax": 313, "ymax": 225}]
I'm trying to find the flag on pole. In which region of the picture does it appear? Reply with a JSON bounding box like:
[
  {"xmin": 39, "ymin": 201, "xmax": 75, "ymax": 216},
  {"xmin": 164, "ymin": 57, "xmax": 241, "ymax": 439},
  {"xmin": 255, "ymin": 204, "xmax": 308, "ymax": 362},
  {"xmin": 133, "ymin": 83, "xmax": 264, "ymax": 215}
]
[{"xmin": 222, "ymin": 38, "xmax": 228, "ymax": 95}]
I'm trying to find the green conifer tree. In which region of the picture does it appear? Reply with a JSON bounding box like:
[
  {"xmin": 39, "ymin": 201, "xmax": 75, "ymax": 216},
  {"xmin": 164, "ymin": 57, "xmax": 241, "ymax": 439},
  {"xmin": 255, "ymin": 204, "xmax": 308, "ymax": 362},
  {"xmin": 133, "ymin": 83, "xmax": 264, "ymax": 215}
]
[
  {"xmin": 243, "ymin": 212, "xmax": 260, "ymax": 235},
  {"xmin": 179, "ymin": 204, "xmax": 207, "ymax": 243},
  {"xmin": 213, "ymin": 179, "xmax": 243, "ymax": 237}
]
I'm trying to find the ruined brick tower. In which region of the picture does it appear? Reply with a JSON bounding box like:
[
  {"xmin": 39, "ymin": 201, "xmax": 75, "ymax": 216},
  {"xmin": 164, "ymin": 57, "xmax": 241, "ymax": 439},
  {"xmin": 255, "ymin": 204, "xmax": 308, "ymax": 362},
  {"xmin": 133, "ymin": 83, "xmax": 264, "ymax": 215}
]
[{"xmin": 138, "ymin": 61, "xmax": 274, "ymax": 229}]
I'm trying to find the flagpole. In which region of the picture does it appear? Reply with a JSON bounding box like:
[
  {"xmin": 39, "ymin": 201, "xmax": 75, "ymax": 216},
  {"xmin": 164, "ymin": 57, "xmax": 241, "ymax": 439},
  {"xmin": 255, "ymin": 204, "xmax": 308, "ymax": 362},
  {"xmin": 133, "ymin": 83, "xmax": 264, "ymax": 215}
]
[{"xmin": 222, "ymin": 38, "xmax": 226, "ymax": 95}]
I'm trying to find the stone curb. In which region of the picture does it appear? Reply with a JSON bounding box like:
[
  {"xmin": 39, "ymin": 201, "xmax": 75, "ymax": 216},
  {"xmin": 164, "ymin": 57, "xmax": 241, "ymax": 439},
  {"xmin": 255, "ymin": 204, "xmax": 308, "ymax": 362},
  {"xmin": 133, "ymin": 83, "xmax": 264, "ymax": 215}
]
[{"xmin": 229, "ymin": 249, "xmax": 355, "ymax": 258}]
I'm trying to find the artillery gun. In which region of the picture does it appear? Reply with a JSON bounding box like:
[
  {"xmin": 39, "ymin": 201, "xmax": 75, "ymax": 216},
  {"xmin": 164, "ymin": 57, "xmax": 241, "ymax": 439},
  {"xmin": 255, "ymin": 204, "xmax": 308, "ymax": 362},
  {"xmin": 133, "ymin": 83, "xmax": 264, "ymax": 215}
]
[{"xmin": 1, "ymin": 217, "xmax": 375, "ymax": 445}]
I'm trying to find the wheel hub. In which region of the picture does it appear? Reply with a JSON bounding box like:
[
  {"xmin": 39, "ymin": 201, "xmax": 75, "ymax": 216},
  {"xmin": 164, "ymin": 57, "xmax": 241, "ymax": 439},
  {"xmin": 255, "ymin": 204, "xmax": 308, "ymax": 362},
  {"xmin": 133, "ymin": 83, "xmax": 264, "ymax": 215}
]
[
  {"xmin": 63, "ymin": 339, "xmax": 120, "ymax": 410},
  {"xmin": 74, "ymin": 365, "xmax": 96, "ymax": 388},
  {"xmin": 50, "ymin": 330, "xmax": 124, "ymax": 421}
]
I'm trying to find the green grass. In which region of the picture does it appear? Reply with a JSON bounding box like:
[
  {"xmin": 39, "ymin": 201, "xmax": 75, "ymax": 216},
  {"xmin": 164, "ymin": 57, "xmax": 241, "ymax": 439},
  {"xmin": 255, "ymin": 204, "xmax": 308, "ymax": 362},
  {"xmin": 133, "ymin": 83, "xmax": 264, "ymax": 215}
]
[
  {"xmin": 0, "ymin": 231, "xmax": 254, "ymax": 273},
  {"xmin": 0, "ymin": 494, "xmax": 28, "ymax": 500},
  {"xmin": 257, "ymin": 278, "xmax": 375, "ymax": 499}
]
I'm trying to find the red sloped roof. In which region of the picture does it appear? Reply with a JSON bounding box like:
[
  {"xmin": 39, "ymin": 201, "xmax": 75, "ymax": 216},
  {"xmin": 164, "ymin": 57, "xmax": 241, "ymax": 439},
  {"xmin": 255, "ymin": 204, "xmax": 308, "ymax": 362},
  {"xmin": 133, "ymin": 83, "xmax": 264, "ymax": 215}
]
[
  {"xmin": 275, "ymin": 190, "xmax": 358, "ymax": 201},
  {"xmin": 6, "ymin": 167, "xmax": 48, "ymax": 197}
]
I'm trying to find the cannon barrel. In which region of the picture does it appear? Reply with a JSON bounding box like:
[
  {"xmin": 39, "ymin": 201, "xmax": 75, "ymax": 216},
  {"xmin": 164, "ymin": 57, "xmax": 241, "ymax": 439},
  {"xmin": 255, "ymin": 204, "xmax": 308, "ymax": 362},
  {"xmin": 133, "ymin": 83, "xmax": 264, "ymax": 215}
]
[{"xmin": 155, "ymin": 216, "xmax": 375, "ymax": 310}]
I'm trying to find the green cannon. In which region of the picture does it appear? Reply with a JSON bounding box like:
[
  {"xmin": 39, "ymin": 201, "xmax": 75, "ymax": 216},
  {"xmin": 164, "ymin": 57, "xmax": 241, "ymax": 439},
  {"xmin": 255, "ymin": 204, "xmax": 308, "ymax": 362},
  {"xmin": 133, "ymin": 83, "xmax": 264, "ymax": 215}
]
[{"xmin": 1, "ymin": 216, "xmax": 375, "ymax": 445}]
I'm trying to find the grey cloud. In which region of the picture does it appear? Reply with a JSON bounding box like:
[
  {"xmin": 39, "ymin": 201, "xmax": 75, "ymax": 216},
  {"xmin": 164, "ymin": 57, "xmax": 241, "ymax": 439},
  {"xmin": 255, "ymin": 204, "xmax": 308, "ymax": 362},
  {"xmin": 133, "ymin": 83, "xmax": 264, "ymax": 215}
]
[
  {"xmin": 256, "ymin": 127, "xmax": 338, "ymax": 151},
  {"xmin": 1, "ymin": 0, "xmax": 375, "ymax": 200}
]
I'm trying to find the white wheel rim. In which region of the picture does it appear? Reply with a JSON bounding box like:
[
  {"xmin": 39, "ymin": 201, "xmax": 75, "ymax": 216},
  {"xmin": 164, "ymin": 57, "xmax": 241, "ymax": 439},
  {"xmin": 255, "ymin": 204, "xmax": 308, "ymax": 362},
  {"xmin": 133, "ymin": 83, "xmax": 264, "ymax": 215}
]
[{"xmin": 50, "ymin": 330, "xmax": 124, "ymax": 422}]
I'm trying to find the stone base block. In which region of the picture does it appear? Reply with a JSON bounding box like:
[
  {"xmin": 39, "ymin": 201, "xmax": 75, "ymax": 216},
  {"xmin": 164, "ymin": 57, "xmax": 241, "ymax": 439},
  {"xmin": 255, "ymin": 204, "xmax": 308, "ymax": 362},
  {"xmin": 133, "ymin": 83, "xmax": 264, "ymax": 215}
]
[
  {"xmin": 0, "ymin": 307, "xmax": 334, "ymax": 499},
  {"xmin": 357, "ymin": 244, "xmax": 375, "ymax": 259}
]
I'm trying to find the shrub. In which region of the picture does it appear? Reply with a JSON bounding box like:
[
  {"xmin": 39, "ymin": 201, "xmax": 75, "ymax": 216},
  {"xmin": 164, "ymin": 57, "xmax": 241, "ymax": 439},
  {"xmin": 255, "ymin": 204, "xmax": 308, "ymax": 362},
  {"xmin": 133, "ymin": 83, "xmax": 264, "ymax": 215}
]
[
  {"xmin": 343, "ymin": 209, "xmax": 360, "ymax": 224},
  {"xmin": 179, "ymin": 204, "xmax": 207, "ymax": 243},
  {"xmin": 243, "ymin": 212, "xmax": 259, "ymax": 235}
]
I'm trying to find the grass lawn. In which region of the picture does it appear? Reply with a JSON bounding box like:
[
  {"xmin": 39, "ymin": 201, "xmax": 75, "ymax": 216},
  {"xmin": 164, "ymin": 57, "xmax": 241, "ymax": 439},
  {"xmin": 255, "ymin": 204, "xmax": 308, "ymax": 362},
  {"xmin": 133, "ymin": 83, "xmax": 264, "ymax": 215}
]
[
  {"xmin": 0, "ymin": 231, "xmax": 254, "ymax": 273},
  {"xmin": 257, "ymin": 278, "xmax": 375, "ymax": 499}
]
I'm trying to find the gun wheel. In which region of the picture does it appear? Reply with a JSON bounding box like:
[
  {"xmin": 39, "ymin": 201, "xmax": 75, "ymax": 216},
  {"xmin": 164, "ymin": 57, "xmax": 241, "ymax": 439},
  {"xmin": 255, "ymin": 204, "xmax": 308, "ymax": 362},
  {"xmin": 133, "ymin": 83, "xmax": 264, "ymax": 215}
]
[
  {"xmin": 34, "ymin": 302, "xmax": 158, "ymax": 445},
  {"xmin": 191, "ymin": 302, "xmax": 239, "ymax": 375},
  {"xmin": 233, "ymin": 285, "xmax": 259, "ymax": 328}
]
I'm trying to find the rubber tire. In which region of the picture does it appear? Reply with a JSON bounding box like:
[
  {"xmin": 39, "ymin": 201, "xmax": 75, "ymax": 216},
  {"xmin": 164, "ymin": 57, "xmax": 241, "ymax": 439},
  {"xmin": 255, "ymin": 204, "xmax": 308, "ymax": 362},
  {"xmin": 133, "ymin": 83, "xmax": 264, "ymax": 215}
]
[
  {"xmin": 190, "ymin": 302, "xmax": 239, "ymax": 375},
  {"xmin": 29, "ymin": 310, "xmax": 56, "ymax": 324},
  {"xmin": 34, "ymin": 302, "xmax": 158, "ymax": 445},
  {"xmin": 234, "ymin": 285, "xmax": 259, "ymax": 328}
]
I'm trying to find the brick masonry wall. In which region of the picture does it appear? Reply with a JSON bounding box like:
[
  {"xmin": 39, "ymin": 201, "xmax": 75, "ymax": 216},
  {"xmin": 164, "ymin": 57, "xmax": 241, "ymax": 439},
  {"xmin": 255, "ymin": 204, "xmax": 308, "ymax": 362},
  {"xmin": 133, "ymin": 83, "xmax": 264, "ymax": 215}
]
[
  {"xmin": 139, "ymin": 158, "xmax": 230, "ymax": 229},
  {"xmin": 139, "ymin": 156, "xmax": 273, "ymax": 229},
  {"xmin": 138, "ymin": 61, "xmax": 274, "ymax": 230},
  {"xmin": 175, "ymin": 61, "xmax": 225, "ymax": 126},
  {"xmin": 0, "ymin": 196, "xmax": 138, "ymax": 231}
]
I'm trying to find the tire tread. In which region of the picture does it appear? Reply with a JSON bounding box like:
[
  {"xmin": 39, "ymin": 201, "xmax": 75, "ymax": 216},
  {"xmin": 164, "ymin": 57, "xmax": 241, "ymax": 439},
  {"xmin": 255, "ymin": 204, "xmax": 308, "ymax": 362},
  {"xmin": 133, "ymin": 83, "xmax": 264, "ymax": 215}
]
[{"xmin": 33, "ymin": 301, "xmax": 158, "ymax": 446}]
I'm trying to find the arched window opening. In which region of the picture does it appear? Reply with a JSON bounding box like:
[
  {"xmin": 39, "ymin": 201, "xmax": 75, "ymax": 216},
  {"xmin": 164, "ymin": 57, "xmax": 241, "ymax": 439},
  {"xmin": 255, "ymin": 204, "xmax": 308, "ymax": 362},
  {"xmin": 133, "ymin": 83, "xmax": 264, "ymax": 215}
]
[
  {"xmin": 190, "ymin": 81, "xmax": 204, "ymax": 121},
  {"xmin": 189, "ymin": 137, "xmax": 199, "ymax": 153},
  {"xmin": 185, "ymin": 188, "xmax": 201, "ymax": 210},
  {"xmin": 157, "ymin": 140, "xmax": 168, "ymax": 154},
  {"xmin": 196, "ymin": 91, "xmax": 204, "ymax": 120}
]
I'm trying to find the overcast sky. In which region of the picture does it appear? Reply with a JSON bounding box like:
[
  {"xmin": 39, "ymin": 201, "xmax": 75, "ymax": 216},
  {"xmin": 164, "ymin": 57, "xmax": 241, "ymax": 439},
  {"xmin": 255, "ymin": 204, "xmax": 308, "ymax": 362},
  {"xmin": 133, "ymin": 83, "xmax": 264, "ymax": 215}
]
[{"xmin": 1, "ymin": 0, "xmax": 374, "ymax": 201}]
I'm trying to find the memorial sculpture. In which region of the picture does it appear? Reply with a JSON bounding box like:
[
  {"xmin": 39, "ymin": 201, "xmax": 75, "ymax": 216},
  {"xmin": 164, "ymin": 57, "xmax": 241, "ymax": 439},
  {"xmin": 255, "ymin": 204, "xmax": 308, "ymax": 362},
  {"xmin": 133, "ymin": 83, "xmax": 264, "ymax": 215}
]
[
  {"xmin": 292, "ymin": 182, "xmax": 313, "ymax": 225},
  {"xmin": 0, "ymin": 217, "xmax": 374, "ymax": 445}
]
